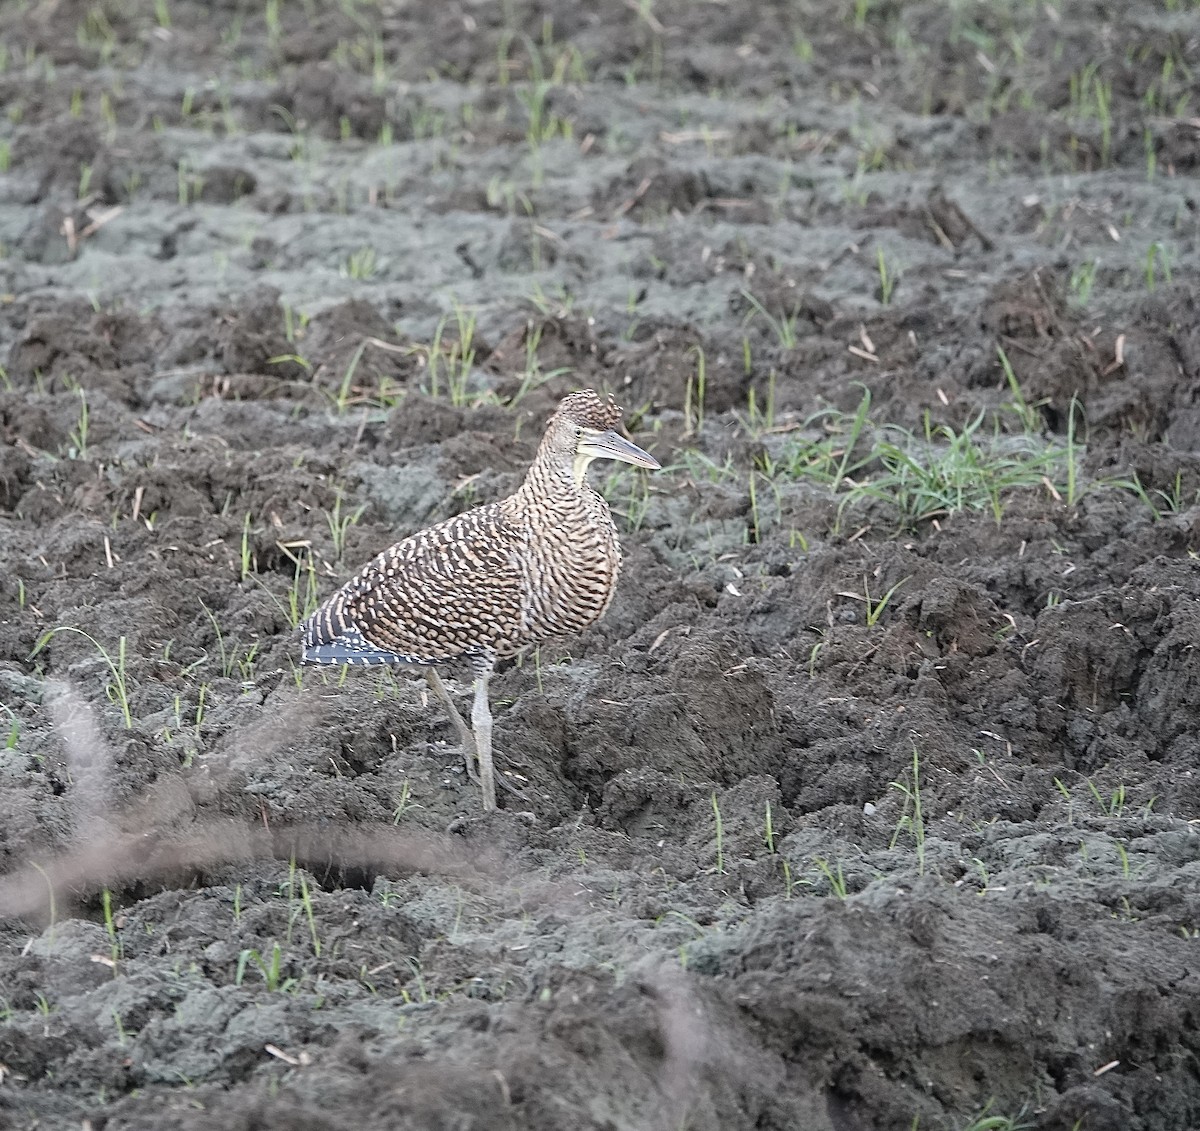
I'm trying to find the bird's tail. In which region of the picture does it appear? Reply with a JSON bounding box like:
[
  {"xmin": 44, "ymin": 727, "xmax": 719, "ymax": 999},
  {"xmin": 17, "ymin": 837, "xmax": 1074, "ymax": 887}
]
[
  {"xmin": 302, "ymin": 641, "xmax": 387, "ymax": 665},
  {"xmin": 300, "ymin": 600, "xmax": 427, "ymax": 666},
  {"xmin": 301, "ymin": 631, "xmax": 423, "ymax": 667}
]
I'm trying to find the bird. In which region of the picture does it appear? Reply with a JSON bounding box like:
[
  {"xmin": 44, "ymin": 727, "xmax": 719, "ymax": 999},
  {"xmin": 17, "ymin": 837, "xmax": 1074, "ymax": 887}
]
[{"xmin": 300, "ymin": 390, "xmax": 661, "ymax": 811}]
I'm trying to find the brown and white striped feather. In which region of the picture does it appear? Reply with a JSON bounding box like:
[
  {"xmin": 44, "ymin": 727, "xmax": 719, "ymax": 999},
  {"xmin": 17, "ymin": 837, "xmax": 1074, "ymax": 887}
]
[
  {"xmin": 511, "ymin": 468, "xmax": 622, "ymax": 645},
  {"xmin": 305, "ymin": 504, "xmax": 526, "ymax": 664}
]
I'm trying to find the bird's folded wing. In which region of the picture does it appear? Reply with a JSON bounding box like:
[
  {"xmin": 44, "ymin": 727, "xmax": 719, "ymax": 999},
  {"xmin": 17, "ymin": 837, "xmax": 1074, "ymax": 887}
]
[{"xmin": 302, "ymin": 509, "xmax": 524, "ymax": 665}]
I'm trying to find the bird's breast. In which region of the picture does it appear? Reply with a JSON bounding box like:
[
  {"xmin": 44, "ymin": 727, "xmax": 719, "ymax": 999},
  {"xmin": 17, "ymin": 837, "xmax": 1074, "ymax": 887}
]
[{"xmin": 515, "ymin": 497, "xmax": 622, "ymax": 647}]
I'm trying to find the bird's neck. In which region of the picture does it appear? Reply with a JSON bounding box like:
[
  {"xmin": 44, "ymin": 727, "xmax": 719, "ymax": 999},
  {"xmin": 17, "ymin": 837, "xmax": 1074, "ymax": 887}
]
[{"xmin": 516, "ymin": 447, "xmax": 598, "ymax": 515}]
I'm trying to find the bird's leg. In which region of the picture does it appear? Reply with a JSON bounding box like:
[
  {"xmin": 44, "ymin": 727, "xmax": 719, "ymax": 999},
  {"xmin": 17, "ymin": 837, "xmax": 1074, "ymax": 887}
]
[
  {"xmin": 423, "ymin": 667, "xmax": 478, "ymax": 783},
  {"xmin": 471, "ymin": 661, "xmax": 496, "ymax": 812}
]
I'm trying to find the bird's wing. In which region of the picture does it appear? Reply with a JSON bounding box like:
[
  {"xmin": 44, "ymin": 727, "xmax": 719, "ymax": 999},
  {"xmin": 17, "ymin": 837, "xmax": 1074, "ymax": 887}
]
[{"xmin": 302, "ymin": 507, "xmax": 525, "ymax": 666}]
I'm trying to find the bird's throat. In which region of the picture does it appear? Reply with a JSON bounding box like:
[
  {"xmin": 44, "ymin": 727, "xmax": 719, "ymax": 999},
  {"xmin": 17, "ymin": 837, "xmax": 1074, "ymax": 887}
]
[{"xmin": 571, "ymin": 452, "xmax": 595, "ymax": 489}]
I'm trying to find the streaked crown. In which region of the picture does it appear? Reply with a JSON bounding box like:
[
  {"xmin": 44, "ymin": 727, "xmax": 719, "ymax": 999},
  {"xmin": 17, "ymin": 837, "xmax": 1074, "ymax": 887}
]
[{"xmin": 554, "ymin": 390, "xmax": 622, "ymax": 431}]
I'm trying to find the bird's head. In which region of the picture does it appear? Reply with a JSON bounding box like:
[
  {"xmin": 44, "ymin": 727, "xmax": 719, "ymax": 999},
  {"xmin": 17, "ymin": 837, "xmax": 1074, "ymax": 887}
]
[{"xmin": 544, "ymin": 390, "xmax": 661, "ymax": 486}]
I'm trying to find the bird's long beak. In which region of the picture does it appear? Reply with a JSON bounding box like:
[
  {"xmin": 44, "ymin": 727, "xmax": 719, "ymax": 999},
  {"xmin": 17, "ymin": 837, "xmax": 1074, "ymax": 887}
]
[{"xmin": 579, "ymin": 429, "xmax": 661, "ymax": 470}]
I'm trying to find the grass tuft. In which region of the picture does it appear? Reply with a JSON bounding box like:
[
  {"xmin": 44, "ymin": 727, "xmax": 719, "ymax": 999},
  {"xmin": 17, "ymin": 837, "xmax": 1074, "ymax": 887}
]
[{"xmin": 29, "ymin": 627, "xmax": 133, "ymax": 728}]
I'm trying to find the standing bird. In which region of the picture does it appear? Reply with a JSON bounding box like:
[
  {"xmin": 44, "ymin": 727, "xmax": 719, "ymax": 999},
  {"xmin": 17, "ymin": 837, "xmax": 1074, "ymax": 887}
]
[{"xmin": 301, "ymin": 390, "xmax": 660, "ymax": 811}]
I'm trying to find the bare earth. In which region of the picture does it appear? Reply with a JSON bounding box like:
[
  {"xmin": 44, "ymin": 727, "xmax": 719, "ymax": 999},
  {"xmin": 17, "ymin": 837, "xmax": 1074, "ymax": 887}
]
[{"xmin": 2, "ymin": 2, "xmax": 1199, "ymax": 1128}]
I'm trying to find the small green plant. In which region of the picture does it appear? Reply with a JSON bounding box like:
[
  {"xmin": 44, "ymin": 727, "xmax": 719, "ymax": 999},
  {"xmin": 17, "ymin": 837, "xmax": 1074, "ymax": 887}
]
[
  {"xmin": 1054, "ymin": 777, "xmax": 1075, "ymax": 824},
  {"xmin": 838, "ymin": 575, "xmax": 909, "ymax": 627},
  {"xmin": 1067, "ymin": 62, "xmax": 1112, "ymax": 166},
  {"xmin": 199, "ymin": 602, "xmax": 229, "ymax": 676},
  {"xmin": 334, "ymin": 339, "xmax": 369, "ymax": 414},
  {"xmin": 503, "ymin": 31, "xmax": 582, "ymax": 151},
  {"xmin": 761, "ymin": 799, "xmax": 795, "ymax": 896},
  {"xmin": 814, "ymin": 857, "xmax": 848, "ymax": 899},
  {"xmin": 98, "ymin": 90, "xmax": 117, "ymax": 140},
  {"xmin": 30, "ymin": 861, "xmax": 57, "ymax": 948},
  {"xmin": 807, "ymin": 637, "xmax": 824, "ymax": 679},
  {"xmin": 343, "ymin": 246, "xmax": 378, "ymax": 280},
  {"xmin": 283, "ymin": 855, "xmax": 299, "ymax": 944},
  {"xmin": 711, "ymin": 792, "xmax": 725, "ymax": 875},
  {"xmin": 684, "ymin": 346, "xmax": 708, "ymax": 437},
  {"xmin": 325, "ymin": 490, "xmax": 367, "ymax": 562},
  {"xmin": 1064, "ymin": 397, "xmax": 1083, "ymax": 506},
  {"xmin": 235, "ymin": 943, "xmax": 295, "ymax": 992},
  {"xmin": 421, "ymin": 302, "xmax": 478, "ymax": 405},
  {"xmin": 737, "ymin": 371, "xmax": 778, "ymax": 437},
  {"xmin": 1114, "ymin": 840, "xmax": 1133, "ymax": 880},
  {"xmin": 296, "ymin": 872, "xmax": 321, "ymax": 957},
  {"xmin": 889, "ymin": 747, "xmax": 926, "ymax": 875},
  {"xmin": 781, "ymin": 858, "xmax": 795, "ymax": 898},
  {"xmin": 760, "ymin": 390, "xmax": 874, "ymax": 500},
  {"xmin": 507, "ymin": 325, "xmax": 570, "ymax": 407},
  {"xmin": 957, "ymin": 1098, "xmax": 1034, "ymax": 1131},
  {"xmin": 748, "ymin": 469, "xmax": 764, "ymax": 543},
  {"xmin": 1086, "ymin": 778, "xmax": 1126, "ymax": 818},
  {"xmin": 101, "ymin": 888, "xmax": 121, "ymax": 971},
  {"xmin": 740, "ymin": 288, "xmax": 798, "ymax": 349},
  {"xmin": 1141, "ymin": 46, "xmax": 1192, "ymax": 117},
  {"xmin": 1069, "ymin": 259, "xmax": 1098, "ymax": 305},
  {"xmin": 239, "ymin": 512, "xmax": 254, "ymax": 580},
  {"xmin": 67, "ymin": 387, "xmax": 89, "ymax": 459},
  {"xmin": 876, "ymin": 246, "xmax": 897, "ymax": 304},
  {"xmin": 1109, "ymin": 469, "xmax": 1192, "ymax": 520},
  {"xmin": 676, "ymin": 449, "xmax": 737, "ymax": 484},
  {"xmin": 996, "ymin": 347, "xmax": 1045, "ymax": 435},
  {"xmin": 971, "ymin": 857, "xmax": 994, "ymax": 895},
  {"xmin": 401, "ymin": 957, "xmax": 434, "ymax": 1004},
  {"xmin": 29, "ymin": 627, "xmax": 133, "ymax": 728},
  {"xmin": 1144, "ymin": 242, "xmax": 1172, "ymax": 291},
  {"xmin": 267, "ymin": 351, "xmax": 314, "ymax": 377},
  {"xmin": 176, "ymin": 156, "xmax": 202, "ymax": 205},
  {"xmin": 833, "ymin": 388, "xmax": 874, "ymax": 490},
  {"xmin": 258, "ymin": 545, "xmax": 320, "ymax": 629},
  {"xmin": 235, "ymin": 643, "xmax": 259, "ymax": 686},
  {"xmin": 842, "ymin": 159, "xmax": 869, "ymax": 206},
  {"xmin": 600, "ymin": 464, "xmax": 653, "ymax": 533},
  {"xmin": 281, "ymin": 301, "xmax": 307, "ymax": 344},
  {"xmin": 841, "ymin": 409, "xmax": 1067, "ymax": 527},
  {"xmin": 392, "ymin": 780, "xmax": 416, "ymax": 822}
]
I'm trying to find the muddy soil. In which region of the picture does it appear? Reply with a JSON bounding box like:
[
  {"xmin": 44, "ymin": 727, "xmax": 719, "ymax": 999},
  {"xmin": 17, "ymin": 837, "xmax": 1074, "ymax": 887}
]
[{"xmin": 2, "ymin": 1, "xmax": 1200, "ymax": 1128}]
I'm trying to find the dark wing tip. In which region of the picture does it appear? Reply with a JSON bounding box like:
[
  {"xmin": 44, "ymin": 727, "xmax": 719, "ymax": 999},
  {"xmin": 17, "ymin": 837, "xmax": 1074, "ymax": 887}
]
[{"xmin": 301, "ymin": 636, "xmax": 423, "ymax": 667}]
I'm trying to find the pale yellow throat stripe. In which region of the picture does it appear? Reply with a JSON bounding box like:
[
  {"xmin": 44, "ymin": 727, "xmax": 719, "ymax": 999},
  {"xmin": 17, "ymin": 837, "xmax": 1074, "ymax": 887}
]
[{"xmin": 572, "ymin": 453, "xmax": 595, "ymax": 488}]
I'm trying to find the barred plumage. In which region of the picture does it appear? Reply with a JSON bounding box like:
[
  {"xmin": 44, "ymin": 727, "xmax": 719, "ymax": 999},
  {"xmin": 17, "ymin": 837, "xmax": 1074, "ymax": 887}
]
[{"xmin": 300, "ymin": 390, "xmax": 660, "ymax": 811}]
